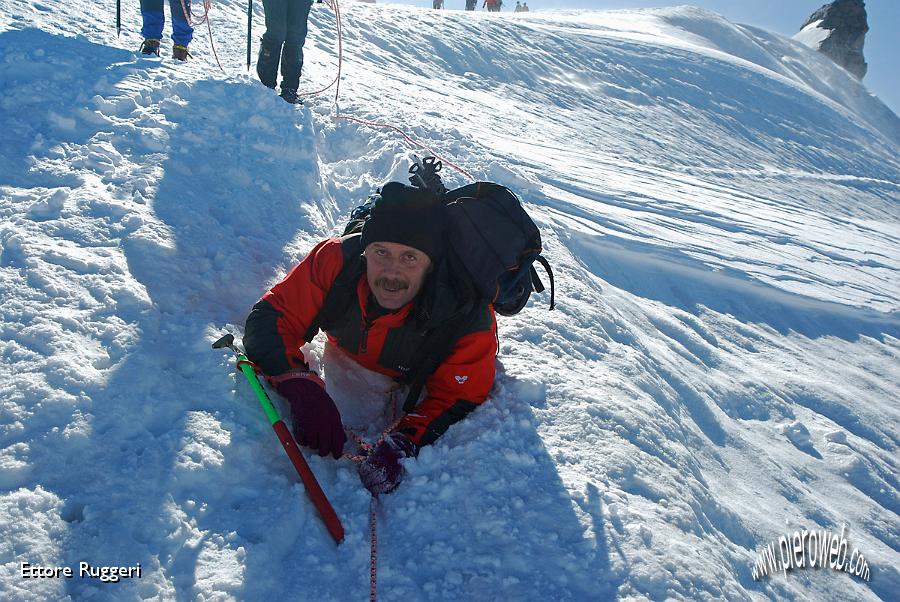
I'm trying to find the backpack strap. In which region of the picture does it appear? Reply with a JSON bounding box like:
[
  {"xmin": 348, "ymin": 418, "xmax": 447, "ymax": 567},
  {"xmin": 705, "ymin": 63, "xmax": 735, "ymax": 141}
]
[{"xmin": 533, "ymin": 255, "xmax": 555, "ymax": 310}]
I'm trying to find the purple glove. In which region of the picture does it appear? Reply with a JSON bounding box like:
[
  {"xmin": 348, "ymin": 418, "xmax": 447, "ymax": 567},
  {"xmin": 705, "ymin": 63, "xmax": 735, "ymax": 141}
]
[
  {"xmin": 358, "ymin": 433, "xmax": 417, "ymax": 495},
  {"xmin": 276, "ymin": 375, "xmax": 346, "ymax": 459}
]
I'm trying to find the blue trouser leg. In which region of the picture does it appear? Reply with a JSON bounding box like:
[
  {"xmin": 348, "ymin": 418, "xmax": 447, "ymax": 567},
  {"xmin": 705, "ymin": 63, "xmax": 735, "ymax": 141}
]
[
  {"xmin": 169, "ymin": 0, "xmax": 194, "ymax": 46},
  {"xmin": 140, "ymin": 0, "xmax": 193, "ymax": 45},
  {"xmin": 140, "ymin": 0, "xmax": 165, "ymax": 39}
]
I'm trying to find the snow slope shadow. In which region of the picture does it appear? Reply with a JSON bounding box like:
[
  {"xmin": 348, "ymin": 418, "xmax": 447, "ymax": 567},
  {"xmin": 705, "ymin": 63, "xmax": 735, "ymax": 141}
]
[
  {"xmin": 0, "ymin": 28, "xmax": 138, "ymax": 190},
  {"xmin": 568, "ymin": 232, "xmax": 900, "ymax": 343},
  {"xmin": 121, "ymin": 77, "xmax": 325, "ymax": 325},
  {"xmin": 0, "ymin": 30, "xmax": 246, "ymax": 601},
  {"xmin": 48, "ymin": 75, "xmax": 331, "ymax": 599},
  {"xmin": 115, "ymin": 78, "xmax": 328, "ymax": 598}
]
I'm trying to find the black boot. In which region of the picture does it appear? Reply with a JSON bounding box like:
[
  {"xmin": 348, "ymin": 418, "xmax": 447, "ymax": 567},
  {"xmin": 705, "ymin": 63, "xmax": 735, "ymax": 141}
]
[
  {"xmin": 140, "ymin": 38, "xmax": 161, "ymax": 56},
  {"xmin": 172, "ymin": 44, "xmax": 192, "ymax": 61},
  {"xmin": 279, "ymin": 88, "xmax": 301, "ymax": 104}
]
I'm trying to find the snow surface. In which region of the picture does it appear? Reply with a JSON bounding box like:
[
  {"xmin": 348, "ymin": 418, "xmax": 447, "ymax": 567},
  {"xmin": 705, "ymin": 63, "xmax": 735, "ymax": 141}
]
[
  {"xmin": 793, "ymin": 19, "xmax": 830, "ymax": 51},
  {"xmin": 1, "ymin": 1, "xmax": 899, "ymax": 601}
]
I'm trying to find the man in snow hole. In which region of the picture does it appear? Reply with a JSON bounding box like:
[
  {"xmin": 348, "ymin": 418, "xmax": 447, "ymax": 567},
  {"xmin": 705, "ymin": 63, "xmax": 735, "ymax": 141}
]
[{"xmin": 244, "ymin": 183, "xmax": 497, "ymax": 495}]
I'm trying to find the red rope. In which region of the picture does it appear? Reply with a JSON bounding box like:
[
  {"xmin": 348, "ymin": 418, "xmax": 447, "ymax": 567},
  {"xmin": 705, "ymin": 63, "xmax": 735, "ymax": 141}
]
[
  {"xmin": 368, "ymin": 496, "xmax": 379, "ymax": 602},
  {"xmin": 342, "ymin": 417, "xmax": 402, "ymax": 462},
  {"xmin": 343, "ymin": 426, "xmax": 389, "ymax": 602},
  {"xmin": 341, "ymin": 394, "xmax": 404, "ymax": 602},
  {"xmin": 206, "ymin": 15, "xmax": 225, "ymax": 73},
  {"xmin": 173, "ymin": 0, "xmax": 224, "ymax": 72},
  {"xmin": 179, "ymin": 0, "xmax": 212, "ymax": 26},
  {"xmin": 205, "ymin": 10, "xmax": 225, "ymax": 73},
  {"xmin": 333, "ymin": 114, "xmax": 475, "ymax": 181},
  {"xmin": 344, "ymin": 427, "xmax": 392, "ymax": 602},
  {"xmin": 298, "ymin": 0, "xmax": 343, "ymax": 97}
]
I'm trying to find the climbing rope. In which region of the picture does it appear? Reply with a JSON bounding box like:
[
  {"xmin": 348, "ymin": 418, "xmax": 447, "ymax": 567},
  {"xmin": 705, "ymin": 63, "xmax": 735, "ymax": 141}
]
[
  {"xmin": 368, "ymin": 496, "xmax": 378, "ymax": 602},
  {"xmin": 203, "ymin": 10, "xmax": 224, "ymax": 72},
  {"xmin": 179, "ymin": 0, "xmax": 212, "ymax": 26},
  {"xmin": 344, "ymin": 431, "xmax": 384, "ymax": 602},
  {"xmin": 340, "ymin": 390, "xmax": 404, "ymax": 602},
  {"xmin": 312, "ymin": 0, "xmax": 474, "ymax": 182},
  {"xmin": 178, "ymin": 0, "xmax": 225, "ymax": 72},
  {"xmin": 301, "ymin": 0, "xmax": 344, "ymax": 99}
]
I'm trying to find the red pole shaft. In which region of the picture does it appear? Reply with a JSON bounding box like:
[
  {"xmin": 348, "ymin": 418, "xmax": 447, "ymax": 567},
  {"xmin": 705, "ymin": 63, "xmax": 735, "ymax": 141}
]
[{"xmin": 272, "ymin": 420, "xmax": 345, "ymax": 543}]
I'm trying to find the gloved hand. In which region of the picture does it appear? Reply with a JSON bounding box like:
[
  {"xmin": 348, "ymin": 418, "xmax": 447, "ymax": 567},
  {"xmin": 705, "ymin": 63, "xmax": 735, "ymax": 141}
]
[
  {"xmin": 275, "ymin": 374, "xmax": 346, "ymax": 459},
  {"xmin": 358, "ymin": 433, "xmax": 417, "ymax": 495}
]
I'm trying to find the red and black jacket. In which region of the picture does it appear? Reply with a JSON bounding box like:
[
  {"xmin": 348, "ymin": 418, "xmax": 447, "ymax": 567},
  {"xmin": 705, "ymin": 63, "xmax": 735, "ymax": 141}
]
[{"xmin": 244, "ymin": 237, "xmax": 498, "ymax": 447}]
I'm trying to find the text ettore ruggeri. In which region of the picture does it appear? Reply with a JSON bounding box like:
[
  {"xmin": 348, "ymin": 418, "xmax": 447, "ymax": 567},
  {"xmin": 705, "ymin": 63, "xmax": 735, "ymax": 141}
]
[{"xmin": 21, "ymin": 561, "xmax": 142, "ymax": 583}]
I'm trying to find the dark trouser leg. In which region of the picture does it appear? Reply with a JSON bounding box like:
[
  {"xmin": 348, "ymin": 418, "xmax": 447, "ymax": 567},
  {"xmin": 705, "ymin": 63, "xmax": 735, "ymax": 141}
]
[
  {"xmin": 279, "ymin": 0, "xmax": 313, "ymax": 92},
  {"xmin": 257, "ymin": 41, "xmax": 282, "ymax": 88},
  {"xmin": 258, "ymin": 0, "xmax": 289, "ymax": 88}
]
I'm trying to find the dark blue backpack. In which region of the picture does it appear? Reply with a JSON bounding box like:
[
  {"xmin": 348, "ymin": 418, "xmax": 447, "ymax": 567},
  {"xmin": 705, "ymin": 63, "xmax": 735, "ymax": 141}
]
[
  {"xmin": 343, "ymin": 157, "xmax": 555, "ymax": 317},
  {"xmin": 441, "ymin": 180, "xmax": 555, "ymax": 316}
]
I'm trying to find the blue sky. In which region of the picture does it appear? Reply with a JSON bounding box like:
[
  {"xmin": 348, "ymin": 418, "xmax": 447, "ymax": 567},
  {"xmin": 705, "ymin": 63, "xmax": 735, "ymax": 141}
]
[{"xmin": 383, "ymin": 0, "xmax": 899, "ymax": 117}]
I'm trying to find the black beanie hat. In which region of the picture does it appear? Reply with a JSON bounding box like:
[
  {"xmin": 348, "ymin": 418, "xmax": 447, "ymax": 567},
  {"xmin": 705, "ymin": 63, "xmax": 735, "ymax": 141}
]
[{"xmin": 360, "ymin": 182, "xmax": 444, "ymax": 262}]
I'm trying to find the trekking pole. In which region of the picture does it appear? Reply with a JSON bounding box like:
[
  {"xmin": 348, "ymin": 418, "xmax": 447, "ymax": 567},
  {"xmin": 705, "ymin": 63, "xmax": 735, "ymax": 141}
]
[
  {"xmin": 246, "ymin": 0, "xmax": 252, "ymax": 71},
  {"xmin": 116, "ymin": 0, "xmax": 121, "ymax": 36},
  {"xmin": 212, "ymin": 333, "xmax": 345, "ymax": 543}
]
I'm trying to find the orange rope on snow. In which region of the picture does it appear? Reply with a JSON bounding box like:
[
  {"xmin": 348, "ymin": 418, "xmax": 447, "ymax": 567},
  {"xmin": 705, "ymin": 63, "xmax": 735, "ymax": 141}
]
[
  {"xmin": 309, "ymin": 0, "xmax": 475, "ymax": 182},
  {"xmin": 298, "ymin": 0, "xmax": 344, "ymax": 98},
  {"xmin": 341, "ymin": 396, "xmax": 404, "ymax": 602},
  {"xmin": 205, "ymin": 10, "xmax": 225, "ymax": 72},
  {"xmin": 178, "ymin": 0, "xmax": 213, "ymax": 26},
  {"xmin": 176, "ymin": 0, "xmax": 225, "ymax": 72}
]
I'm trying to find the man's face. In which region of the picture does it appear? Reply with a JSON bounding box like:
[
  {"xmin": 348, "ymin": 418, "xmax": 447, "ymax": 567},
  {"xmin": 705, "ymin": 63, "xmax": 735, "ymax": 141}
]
[{"xmin": 364, "ymin": 241, "xmax": 432, "ymax": 310}]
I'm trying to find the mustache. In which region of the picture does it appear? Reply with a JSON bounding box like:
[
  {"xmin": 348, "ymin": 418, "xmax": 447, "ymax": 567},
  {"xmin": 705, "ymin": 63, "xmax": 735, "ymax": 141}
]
[{"xmin": 374, "ymin": 277, "xmax": 409, "ymax": 291}]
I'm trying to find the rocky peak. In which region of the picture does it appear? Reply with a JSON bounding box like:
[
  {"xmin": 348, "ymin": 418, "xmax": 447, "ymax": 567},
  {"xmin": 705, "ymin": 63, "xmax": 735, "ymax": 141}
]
[{"xmin": 796, "ymin": 0, "xmax": 868, "ymax": 79}]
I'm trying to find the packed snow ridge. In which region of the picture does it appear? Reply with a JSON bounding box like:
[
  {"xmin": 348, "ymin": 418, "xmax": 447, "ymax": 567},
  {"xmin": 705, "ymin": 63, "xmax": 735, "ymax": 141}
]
[{"xmin": 1, "ymin": 1, "xmax": 898, "ymax": 601}]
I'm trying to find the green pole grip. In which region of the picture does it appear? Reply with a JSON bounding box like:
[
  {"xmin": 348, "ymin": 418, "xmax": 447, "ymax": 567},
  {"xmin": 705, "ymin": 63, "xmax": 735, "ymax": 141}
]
[{"xmin": 238, "ymin": 355, "xmax": 281, "ymax": 425}]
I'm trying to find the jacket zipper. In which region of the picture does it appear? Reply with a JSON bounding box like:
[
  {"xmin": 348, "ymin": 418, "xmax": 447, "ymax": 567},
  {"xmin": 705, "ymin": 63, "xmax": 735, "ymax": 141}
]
[{"xmin": 360, "ymin": 316, "xmax": 374, "ymax": 354}]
